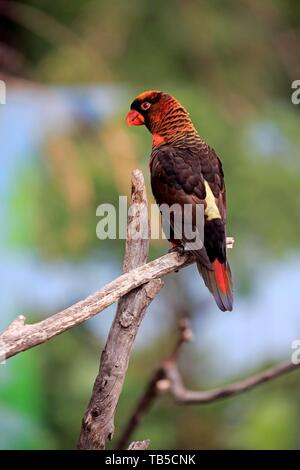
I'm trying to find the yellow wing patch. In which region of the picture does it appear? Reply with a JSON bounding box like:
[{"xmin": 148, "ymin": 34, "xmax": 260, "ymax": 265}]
[{"xmin": 204, "ymin": 181, "xmax": 221, "ymax": 221}]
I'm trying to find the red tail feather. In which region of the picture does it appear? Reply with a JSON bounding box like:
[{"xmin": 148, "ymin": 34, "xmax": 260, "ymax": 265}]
[{"xmin": 197, "ymin": 258, "xmax": 233, "ymax": 311}]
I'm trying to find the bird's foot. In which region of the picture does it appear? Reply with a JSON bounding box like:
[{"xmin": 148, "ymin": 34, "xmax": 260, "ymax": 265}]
[{"xmin": 168, "ymin": 245, "xmax": 185, "ymax": 273}]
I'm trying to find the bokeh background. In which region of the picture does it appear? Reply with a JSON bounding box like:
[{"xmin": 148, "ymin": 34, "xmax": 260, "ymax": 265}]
[{"xmin": 0, "ymin": 0, "xmax": 300, "ymax": 449}]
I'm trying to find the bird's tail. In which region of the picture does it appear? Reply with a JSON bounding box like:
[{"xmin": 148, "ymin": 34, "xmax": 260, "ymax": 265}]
[{"xmin": 197, "ymin": 259, "xmax": 233, "ymax": 312}]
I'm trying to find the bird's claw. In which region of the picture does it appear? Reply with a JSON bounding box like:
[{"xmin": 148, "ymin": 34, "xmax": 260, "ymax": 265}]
[{"xmin": 168, "ymin": 245, "xmax": 185, "ymax": 255}]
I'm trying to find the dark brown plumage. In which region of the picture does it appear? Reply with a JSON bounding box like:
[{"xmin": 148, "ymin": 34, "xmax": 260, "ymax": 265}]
[{"xmin": 126, "ymin": 91, "xmax": 233, "ymax": 311}]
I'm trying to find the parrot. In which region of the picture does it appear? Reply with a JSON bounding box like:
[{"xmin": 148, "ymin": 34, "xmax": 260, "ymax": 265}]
[{"xmin": 126, "ymin": 90, "xmax": 233, "ymax": 311}]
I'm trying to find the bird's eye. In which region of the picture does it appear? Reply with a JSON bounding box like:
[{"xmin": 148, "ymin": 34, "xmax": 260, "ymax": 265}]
[{"xmin": 141, "ymin": 101, "xmax": 151, "ymax": 111}]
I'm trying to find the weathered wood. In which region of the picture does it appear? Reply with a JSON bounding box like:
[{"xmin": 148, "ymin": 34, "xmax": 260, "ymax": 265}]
[
  {"xmin": 77, "ymin": 170, "xmax": 163, "ymax": 449},
  {"xmin": 0, "ymin": 232, "xmax": 235, "ymax": 360},
  {"xmin": 0, "ymin": 250, "xmax": 193, "ymax": 361}
]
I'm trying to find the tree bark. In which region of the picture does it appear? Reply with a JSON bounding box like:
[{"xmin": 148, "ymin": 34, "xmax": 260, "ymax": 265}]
[{"xmin": 77, "ymin": 170, "xmax": 162, "ymax": 449}]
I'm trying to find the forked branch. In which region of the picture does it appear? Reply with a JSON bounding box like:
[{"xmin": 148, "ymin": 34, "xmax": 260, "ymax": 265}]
[{"xmin": 116, "ymin": 319, "xmax": 300, "ymax": 449}]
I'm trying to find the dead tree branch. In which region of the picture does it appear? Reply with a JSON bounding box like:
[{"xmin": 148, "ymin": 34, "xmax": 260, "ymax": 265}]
[
  {"xmin": 0, "ymin": 236, "xmax": 235, "ymax": 361},
  {"xmin": 77, "ymin": 169, "xmax": 163, "ymax": 449},
  {"xmin": 116, "ymin": 319, "xmax": 192, "ymax": 449},
  {"xmin": 117, "ymin": 319, "xmax": 300, "ymax": 449},
  {"xmin": 0, "ymin": 182, "xmax": 233, "ymax": 362},
  {"xmin": 0, "ymin": 244, "xmax": 194, "ymax": 362},
  {"xmin": 1, "ymin": 164, "xmax": 293, "ymax": 451},
  {"xmin": 0, "ymin": 166, "xmax": 238, "ymax": 451}
]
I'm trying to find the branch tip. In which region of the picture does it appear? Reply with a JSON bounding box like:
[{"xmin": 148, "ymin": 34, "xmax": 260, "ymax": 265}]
[{"xmin": 128, "ymin": 439, "xmax": 150, "ymax": 450}]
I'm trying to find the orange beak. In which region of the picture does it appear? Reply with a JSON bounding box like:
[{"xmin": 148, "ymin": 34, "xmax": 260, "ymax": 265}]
[{"xmin": 126, "ymin": 109, "xmax": 145, "ymax": 126}]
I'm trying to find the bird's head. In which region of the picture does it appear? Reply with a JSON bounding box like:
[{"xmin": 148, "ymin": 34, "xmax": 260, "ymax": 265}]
[{"xmin": 126, "ymin": 90, "xmax": 194, "ymax": 146}]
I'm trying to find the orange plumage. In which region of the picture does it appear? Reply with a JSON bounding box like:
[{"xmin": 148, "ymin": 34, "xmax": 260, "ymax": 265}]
[{"xmin": 126, "ymin": 91, "xmax": 233, "ymax": 311}]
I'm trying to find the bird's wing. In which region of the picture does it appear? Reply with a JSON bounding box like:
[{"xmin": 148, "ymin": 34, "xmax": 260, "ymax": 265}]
[
  {"xmin": 150, "ymin": 144, "xmax": 228, "ymax": 263},
  {"xmin": 195, "ymin": 143, "xmax": 228, "ymax": 263},
  {"xmin": 150, "ymin": 145, "xmax": 210, "ymax": 268},
  {"xmin": 150, "ymin": 145, "xmax": 206, "ymax": 209}
]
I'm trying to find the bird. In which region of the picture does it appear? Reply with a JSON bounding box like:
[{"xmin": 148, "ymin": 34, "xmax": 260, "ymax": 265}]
[{"xmin": 126, "ymin": 90, "xmax": 233, "ymax": 311}]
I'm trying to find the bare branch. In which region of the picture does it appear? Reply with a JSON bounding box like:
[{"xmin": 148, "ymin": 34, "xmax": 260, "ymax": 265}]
[
  {"xmin": 0, "ymin": 249, "xmax": 194, "ymax": 361},
  {"xmin": 0, "ymin": 167, "xmax": 238, "ymax": 450},
  {"xmin": 164, "ymin": 360, "xmax": 300, "ymax": 404},
  {"xmin": 77, "ymin": 170, "xmax": 163, "ymax": 450},
  {"xmin": 0, "ymin": 205, "xmax": 233, "ymax": 361},
  {"xmin": 128, "ymin": 440, "xmax": 150, "ymax": 450},
  {"xmin": 116, "ymin": 318, "xmax": 193, "ymax": 449}
]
